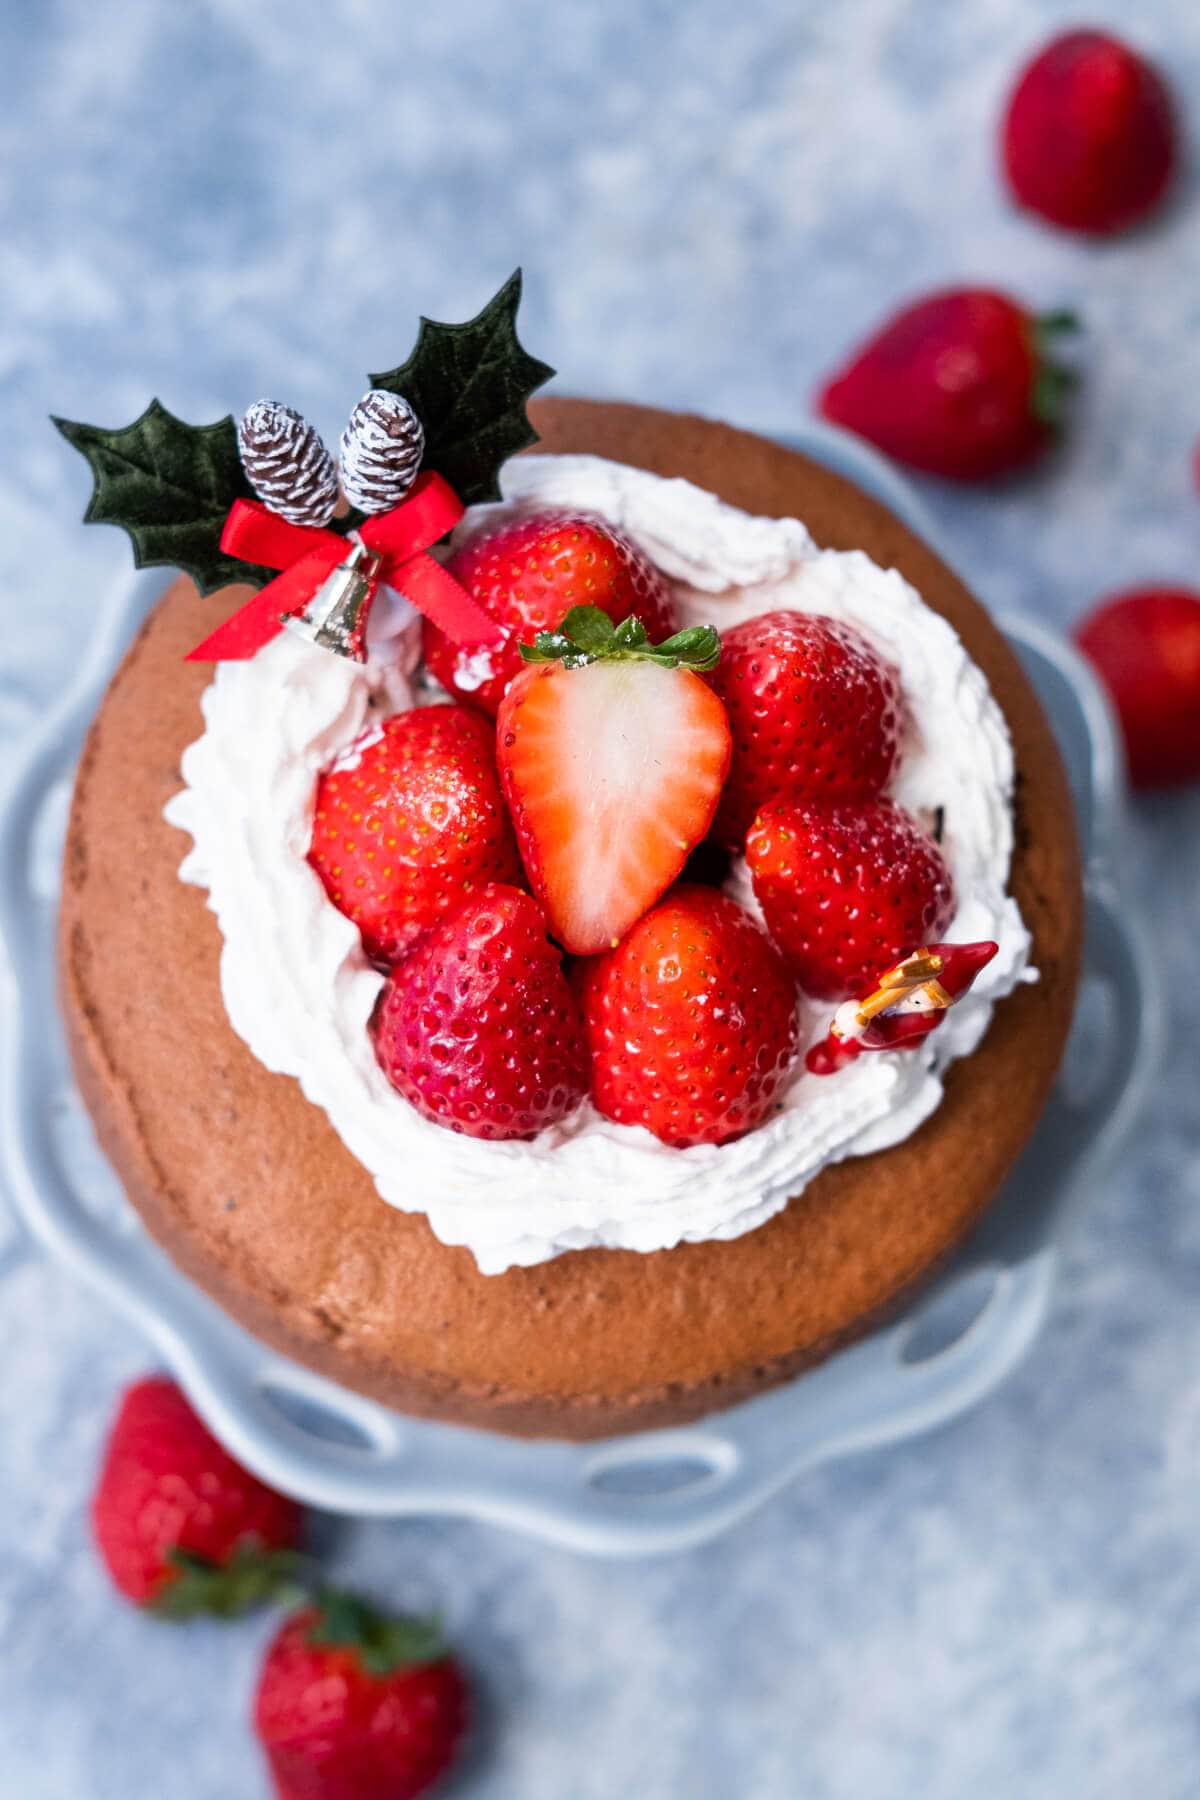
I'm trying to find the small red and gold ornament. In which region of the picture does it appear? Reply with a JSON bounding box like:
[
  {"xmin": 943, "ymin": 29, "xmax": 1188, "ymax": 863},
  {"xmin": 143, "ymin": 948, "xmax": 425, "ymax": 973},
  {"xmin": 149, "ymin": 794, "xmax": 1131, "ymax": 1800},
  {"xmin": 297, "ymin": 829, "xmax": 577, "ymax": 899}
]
[{"xmin": 805, "ymin": 941, "xmax": 999, "ymax": 1075}]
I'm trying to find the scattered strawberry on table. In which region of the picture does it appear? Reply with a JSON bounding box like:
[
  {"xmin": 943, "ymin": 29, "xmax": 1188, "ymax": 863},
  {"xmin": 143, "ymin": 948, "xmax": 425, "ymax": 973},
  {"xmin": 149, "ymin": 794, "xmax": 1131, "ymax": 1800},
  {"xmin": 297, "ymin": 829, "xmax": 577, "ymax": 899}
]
[
  {"xmin": 425, "ymin": 511, "xmax": 678, "ymax": 715},
  {"xmin": 255, "ymin": 1595, "xmax": 468, "ymax": 1800},
  {"xmin": 309, "ymin": 704, "xmax": 522, "ymax": 965},
  {"xmin": 818, "ymin": 289, "xmax": 1079, "ymax": 482},
  {"xmin": 746, "ymin": 798, "xmax": 956, "ymax": 1001},
  {"xmin": 91, "ymin": 1376, "xmax": 303, "ymax": 1613},
  {"xmin": 708, "ymin": 610, "xmax": 902, "ymax": 848},
  {"xmin": 1002, "ymin": 30, "xmax": 1176, "ymax": 235},
  {"xmin": 581, "ymin": 885, "xmax": 800, "ymax": 1147},
  {"xmin": 1074, "ymin": 587, "xmax": 1200, "ymax": 788},
  {"xmin": 92, "ymin": 1373, "xmax": 470, "ymax": 1798},
  {"xmin": 496, "ymin": 605, "xmax": 731, "ymax": 954},
  {"xmin": 372, "ymin": 883, "xmax": 590, "ymax": 1139}
]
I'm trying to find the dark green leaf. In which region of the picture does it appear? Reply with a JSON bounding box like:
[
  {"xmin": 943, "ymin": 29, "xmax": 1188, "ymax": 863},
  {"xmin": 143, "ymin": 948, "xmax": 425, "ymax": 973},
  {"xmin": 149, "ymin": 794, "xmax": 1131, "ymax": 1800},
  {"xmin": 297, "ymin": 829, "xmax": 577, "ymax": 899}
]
[
  {"xmin": 1030, "ymin": 363, "xmax": 1078, "ymax": 429},
  {"xmin": 1034, "ymin": 309, "xmax": 1081, "ymax": 343},
  {"xmin": 152, "ymin": 1542, "xmax": 311, "ymax": 1621},
  {"xmin": 656, "ymin": 624, "xmax": 719, "ymax": 659},
  {"xmin": 644, "ymin": 623, "xmax": 722, "ymax": 671},
  {"xmin": 519, "ymin": 610, "xmax": 721, "ymax": 671},
  {"xmin": 309, "ymin": 1591, "xmax": 445, "ymax": 1677},
  {"xmin": 520, "ymin": 629, "xmax": 574, "ymax": 664},
  {"xmin": 370, "ymin": 269, "xmax": 554, "ymax": 506},
  {"xmin": 561, "ymin": 605, "xmax": 617, "ymax": 652},
  {"xmin": 53, "ymin": 401, "xmax": 280, "ymax": 596},
  {"xmin": 613, "ymin": 615, "xmax": 648, "ymax": 650}
]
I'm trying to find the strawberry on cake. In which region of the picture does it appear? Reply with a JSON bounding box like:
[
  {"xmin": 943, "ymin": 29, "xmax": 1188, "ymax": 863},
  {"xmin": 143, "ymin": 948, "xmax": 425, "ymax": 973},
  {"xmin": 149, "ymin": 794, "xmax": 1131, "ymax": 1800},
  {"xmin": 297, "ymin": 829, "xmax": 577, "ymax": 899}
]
[{"xmin": 56, "ymin": 277, "xmax": 1081, "ymax": 1437}]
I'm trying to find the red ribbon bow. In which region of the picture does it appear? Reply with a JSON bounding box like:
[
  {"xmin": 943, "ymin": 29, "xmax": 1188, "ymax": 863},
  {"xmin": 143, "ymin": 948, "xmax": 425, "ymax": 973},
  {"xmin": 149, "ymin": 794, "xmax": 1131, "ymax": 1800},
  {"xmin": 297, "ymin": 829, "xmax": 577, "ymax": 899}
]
[{"xmin": 187, "ymin": 471, "xmax": 504, "ymax": 662}]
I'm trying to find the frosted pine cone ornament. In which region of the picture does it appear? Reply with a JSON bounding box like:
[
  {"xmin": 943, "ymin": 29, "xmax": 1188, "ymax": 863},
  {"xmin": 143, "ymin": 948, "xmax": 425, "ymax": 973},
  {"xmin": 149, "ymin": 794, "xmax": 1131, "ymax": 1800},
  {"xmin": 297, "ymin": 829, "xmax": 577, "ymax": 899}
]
[
  {"xmin": 237, "ymin": 400, "xmax": 338, "ymax": 528},
  {"xmin": 339, "ymin": 390, "xmax": 425, "ymax": 516}
]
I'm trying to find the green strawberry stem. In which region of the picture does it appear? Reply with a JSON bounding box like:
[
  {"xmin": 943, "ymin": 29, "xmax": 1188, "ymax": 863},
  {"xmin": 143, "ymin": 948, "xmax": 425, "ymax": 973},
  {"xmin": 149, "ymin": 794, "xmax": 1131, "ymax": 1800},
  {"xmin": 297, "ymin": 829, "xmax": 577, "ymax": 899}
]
[
  {"xmin": 154, "ymin": 1542, "xmax": 313, "ymax": 1620},
  {"xmin": 1034, "ymin": 309, "xmax": 1081, "ymax": 340},
  {"xmin": 307, "ymin": 1590, "xmax": 446, "ymax": 1677},
  {"xmin": 1030, "ymin": 309, "xmax": 1082, "ymax": 429},
  {"xmin": 154, "ymin": 1545, "xmax": 443, "ymax": 1671},
  {"xmin": 520, "ymin": 605, "xmax": 721, "ymax": 671}
]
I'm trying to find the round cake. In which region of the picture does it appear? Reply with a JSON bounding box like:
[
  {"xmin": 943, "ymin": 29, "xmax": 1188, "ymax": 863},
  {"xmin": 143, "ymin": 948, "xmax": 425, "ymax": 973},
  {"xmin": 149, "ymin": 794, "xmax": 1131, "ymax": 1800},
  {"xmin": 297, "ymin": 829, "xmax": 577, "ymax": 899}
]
[{"xmin": 59, "ymin": 399, "xmax": 1082, "ymax": 1439}]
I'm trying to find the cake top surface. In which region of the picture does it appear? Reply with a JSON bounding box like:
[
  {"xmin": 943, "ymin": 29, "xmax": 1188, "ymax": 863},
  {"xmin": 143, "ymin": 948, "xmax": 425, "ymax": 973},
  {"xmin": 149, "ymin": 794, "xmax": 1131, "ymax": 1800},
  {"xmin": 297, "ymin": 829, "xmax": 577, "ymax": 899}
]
[{"xmin": 55, "ymin": 284, "xmax": 1064, "ymax": 1278}]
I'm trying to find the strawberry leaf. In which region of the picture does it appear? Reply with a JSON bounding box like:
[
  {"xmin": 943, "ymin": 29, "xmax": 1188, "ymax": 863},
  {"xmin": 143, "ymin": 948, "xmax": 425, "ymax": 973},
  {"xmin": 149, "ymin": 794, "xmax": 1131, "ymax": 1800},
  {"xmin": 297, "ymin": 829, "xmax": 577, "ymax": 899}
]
[
  {"xmin": 53, "ymin": 401, "xmax": 280, "ymax": 596},
  {"xmin": 563, "ymin": 605, "xmax": 619, "ymax": 652},
  {"xmin": 521, "ymin": 611, "xmax": 721, "ymax": 672},
  {"xmin": 369, "ymin": 269, "xmax": 554, "ymax": 506},
  {"xmin": 152, "ymin": 1541, "xmax": 311, "ymax": 1621},
  {"xmin": 309, "ymin": 1590, "xmax": 445, "ymax": 1677},
  {"xmin": 654, "ymin": 624, "xmax": 722, "ymax": 669},
  {"xmin": 1033, "ymin": 309, "xmax": 1081, "ymax": 346},
  {"xmin": 1030, "ymin": 362, "xmax": 1078, "ymax": 428},
  {"xmin": 1028, "ymin": 310, "xmax": 1081, "ymax": 430}
]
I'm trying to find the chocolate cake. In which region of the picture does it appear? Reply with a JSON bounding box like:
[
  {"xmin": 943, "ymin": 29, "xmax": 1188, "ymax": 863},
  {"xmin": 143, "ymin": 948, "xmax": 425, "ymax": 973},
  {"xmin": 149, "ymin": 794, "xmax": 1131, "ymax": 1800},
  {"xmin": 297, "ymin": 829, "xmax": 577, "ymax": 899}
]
[{"xmin": 59, "ymin": 399, "xmax": 1082, "ymax": 1438}]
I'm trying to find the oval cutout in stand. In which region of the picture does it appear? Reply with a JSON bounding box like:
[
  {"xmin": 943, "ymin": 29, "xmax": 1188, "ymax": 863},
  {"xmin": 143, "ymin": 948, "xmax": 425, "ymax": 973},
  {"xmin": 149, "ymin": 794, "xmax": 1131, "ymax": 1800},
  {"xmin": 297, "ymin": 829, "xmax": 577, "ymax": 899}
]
[
  {"xmin": 256, "ymin": 1375, "xmax": 394, "ymax": 1456},
  {"xmin": 900, "ymin": 1265, "xmax": 1001, "ymax": 1366},
  {"xmin": 586, "ymin": 1440, "xmax": 736, "ymax": 1499}
]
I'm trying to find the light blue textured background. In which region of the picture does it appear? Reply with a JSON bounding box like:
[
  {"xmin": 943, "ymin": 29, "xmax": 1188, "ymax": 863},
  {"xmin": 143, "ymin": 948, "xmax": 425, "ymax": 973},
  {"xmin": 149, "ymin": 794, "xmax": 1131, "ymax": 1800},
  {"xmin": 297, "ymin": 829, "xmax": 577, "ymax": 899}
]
[{"xmin": 2, "ymin": 2, "xmax": 1199, "ymax": 1796}]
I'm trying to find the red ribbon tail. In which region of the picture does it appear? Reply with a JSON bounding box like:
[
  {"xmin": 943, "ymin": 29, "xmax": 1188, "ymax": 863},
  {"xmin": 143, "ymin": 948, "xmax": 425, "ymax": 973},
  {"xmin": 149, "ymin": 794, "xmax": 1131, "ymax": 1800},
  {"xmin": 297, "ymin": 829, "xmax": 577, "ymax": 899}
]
[
  {"xmin": 187, "ymin": 587, "xmax": 289, "ymax": 662},
  {"xmin": 396, "ymin": 552, "xmax": 505, "ymax": 648},
  {"xmin": 187, "ymin": 545, "xmax": 343, "ymax": 662},
  {"xmin": 190, "ymin": 477, "xmax": 497, "ymax": 662}
]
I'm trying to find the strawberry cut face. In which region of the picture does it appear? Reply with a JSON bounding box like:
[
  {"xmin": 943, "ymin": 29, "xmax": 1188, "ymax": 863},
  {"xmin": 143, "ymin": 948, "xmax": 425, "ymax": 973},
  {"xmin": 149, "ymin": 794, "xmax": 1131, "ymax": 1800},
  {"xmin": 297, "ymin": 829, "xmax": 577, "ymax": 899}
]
[{"xmin": 497, "ymin": 658, "xmax": 732, "ymax": 955}]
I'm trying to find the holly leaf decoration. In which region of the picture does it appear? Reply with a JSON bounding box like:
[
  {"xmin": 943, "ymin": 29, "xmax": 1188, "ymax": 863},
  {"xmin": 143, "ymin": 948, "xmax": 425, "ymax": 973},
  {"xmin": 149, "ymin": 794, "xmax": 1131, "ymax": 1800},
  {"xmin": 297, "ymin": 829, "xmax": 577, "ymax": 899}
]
[
  {"xmin": 52, "ymin": 400, "xmax": 277, "ymax": 595},
  {"xmin": 370, "ymin": 269, "xmax": 554, "ymax": 506}
]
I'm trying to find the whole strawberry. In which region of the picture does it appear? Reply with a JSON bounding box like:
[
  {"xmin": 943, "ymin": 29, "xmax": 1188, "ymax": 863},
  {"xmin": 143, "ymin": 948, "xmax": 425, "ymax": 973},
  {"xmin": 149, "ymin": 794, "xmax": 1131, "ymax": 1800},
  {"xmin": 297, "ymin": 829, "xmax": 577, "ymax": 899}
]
[
  {"xmin": 372, "ymin": 883, "xmax": 589, "ymax": 1139},
  {"xmin": 747, "ymin": 799, "xmax": 956, "ymax": 1001},
  {"xmin": 424, "ymin": 510, "xmax": 678, "ymax": 714},
  {"xmin": 497, "ymin": 606, "xmax": 731, "ymax": 954},
  {"xmin": 708, "ymin": 610, "xmax": 902, "ymax": 850},
  {"xmin": 1074, "ymin": 587, "xmax": 1200, "ymax": 788},
  {"xmin": 1002, "ymin": 31, "xmax": 1176, "ymax": 234},
  {"xmin": 255, "ymin": 1596, "xmax": 468, "ymax": 1800},
  {"xmin": 91, "ymin": 1376, "xmax": 303, "ymax": 1613},
  {"xmin": 309, "ymin": 704, "xmax": 521, "ymax": 966},
  {"xmin": 583, "ymin": 886, "xmax": 799, "ymax": 1147},
  {"xmin": 818, "ymin": 290, "xmax": 1078, "ymax": 482}
]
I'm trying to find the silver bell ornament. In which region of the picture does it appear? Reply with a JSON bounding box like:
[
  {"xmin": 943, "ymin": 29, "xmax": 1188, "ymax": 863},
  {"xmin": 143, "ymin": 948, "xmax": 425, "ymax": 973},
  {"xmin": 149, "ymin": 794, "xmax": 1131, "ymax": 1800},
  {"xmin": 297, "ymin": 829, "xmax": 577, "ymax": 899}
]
[{"xmin": 283, "ymin": 539, "xmax": 383, "ymax": 663}]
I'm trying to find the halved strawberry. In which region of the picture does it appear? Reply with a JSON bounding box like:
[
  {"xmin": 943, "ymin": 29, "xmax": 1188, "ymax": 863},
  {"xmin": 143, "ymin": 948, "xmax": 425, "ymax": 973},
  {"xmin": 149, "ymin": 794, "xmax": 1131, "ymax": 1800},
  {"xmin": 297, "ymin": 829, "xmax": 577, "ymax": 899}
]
[{"xmin": 496, "ymin": 608, "xmax": 731, "ymax": 955}]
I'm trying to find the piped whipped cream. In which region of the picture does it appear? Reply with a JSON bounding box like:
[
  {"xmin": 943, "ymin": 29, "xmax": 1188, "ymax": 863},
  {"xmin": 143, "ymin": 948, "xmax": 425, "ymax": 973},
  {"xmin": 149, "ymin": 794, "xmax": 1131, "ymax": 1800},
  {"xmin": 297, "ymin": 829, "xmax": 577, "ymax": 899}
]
[{"xmin": 165, "ymin": 454, "xmax": 1033, "ymax": 1274}]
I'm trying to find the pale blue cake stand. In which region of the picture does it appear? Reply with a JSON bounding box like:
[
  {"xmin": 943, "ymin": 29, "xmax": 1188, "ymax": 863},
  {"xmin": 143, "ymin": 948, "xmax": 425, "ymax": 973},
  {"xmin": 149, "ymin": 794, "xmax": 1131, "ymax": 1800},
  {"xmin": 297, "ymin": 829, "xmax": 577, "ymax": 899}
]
[{"xmin": 0, "ymin": 425, "xmax": 1154, "ymax": 1557}]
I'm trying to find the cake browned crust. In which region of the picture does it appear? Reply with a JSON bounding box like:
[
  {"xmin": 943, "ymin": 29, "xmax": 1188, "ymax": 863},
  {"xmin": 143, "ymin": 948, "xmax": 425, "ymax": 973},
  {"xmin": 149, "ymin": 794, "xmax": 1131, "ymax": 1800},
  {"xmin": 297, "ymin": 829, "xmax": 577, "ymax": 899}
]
[{"xmin": 59, "ymin": 400, "xmax": 1083, "ymax": 1439}]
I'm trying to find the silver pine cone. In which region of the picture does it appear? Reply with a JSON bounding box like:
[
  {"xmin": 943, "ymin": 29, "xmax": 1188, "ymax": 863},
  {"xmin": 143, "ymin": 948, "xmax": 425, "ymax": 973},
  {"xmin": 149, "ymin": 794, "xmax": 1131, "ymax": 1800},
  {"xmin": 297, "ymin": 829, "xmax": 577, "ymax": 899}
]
[
  {"xmin": 237, "ymin": 400, "xmax": 338, "ymax": 527},
  {"xmin": 339, "ymin": 390, "xmax": 425, "ymax": 516}
]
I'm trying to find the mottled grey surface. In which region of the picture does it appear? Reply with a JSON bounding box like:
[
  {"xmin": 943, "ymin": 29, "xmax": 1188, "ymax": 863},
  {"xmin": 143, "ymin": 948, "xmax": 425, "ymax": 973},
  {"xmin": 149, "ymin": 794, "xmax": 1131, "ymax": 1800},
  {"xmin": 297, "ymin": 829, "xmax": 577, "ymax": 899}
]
[{"xmin": 2, "ymin": 2, "xmax": 1199, "ymax": 1796}]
